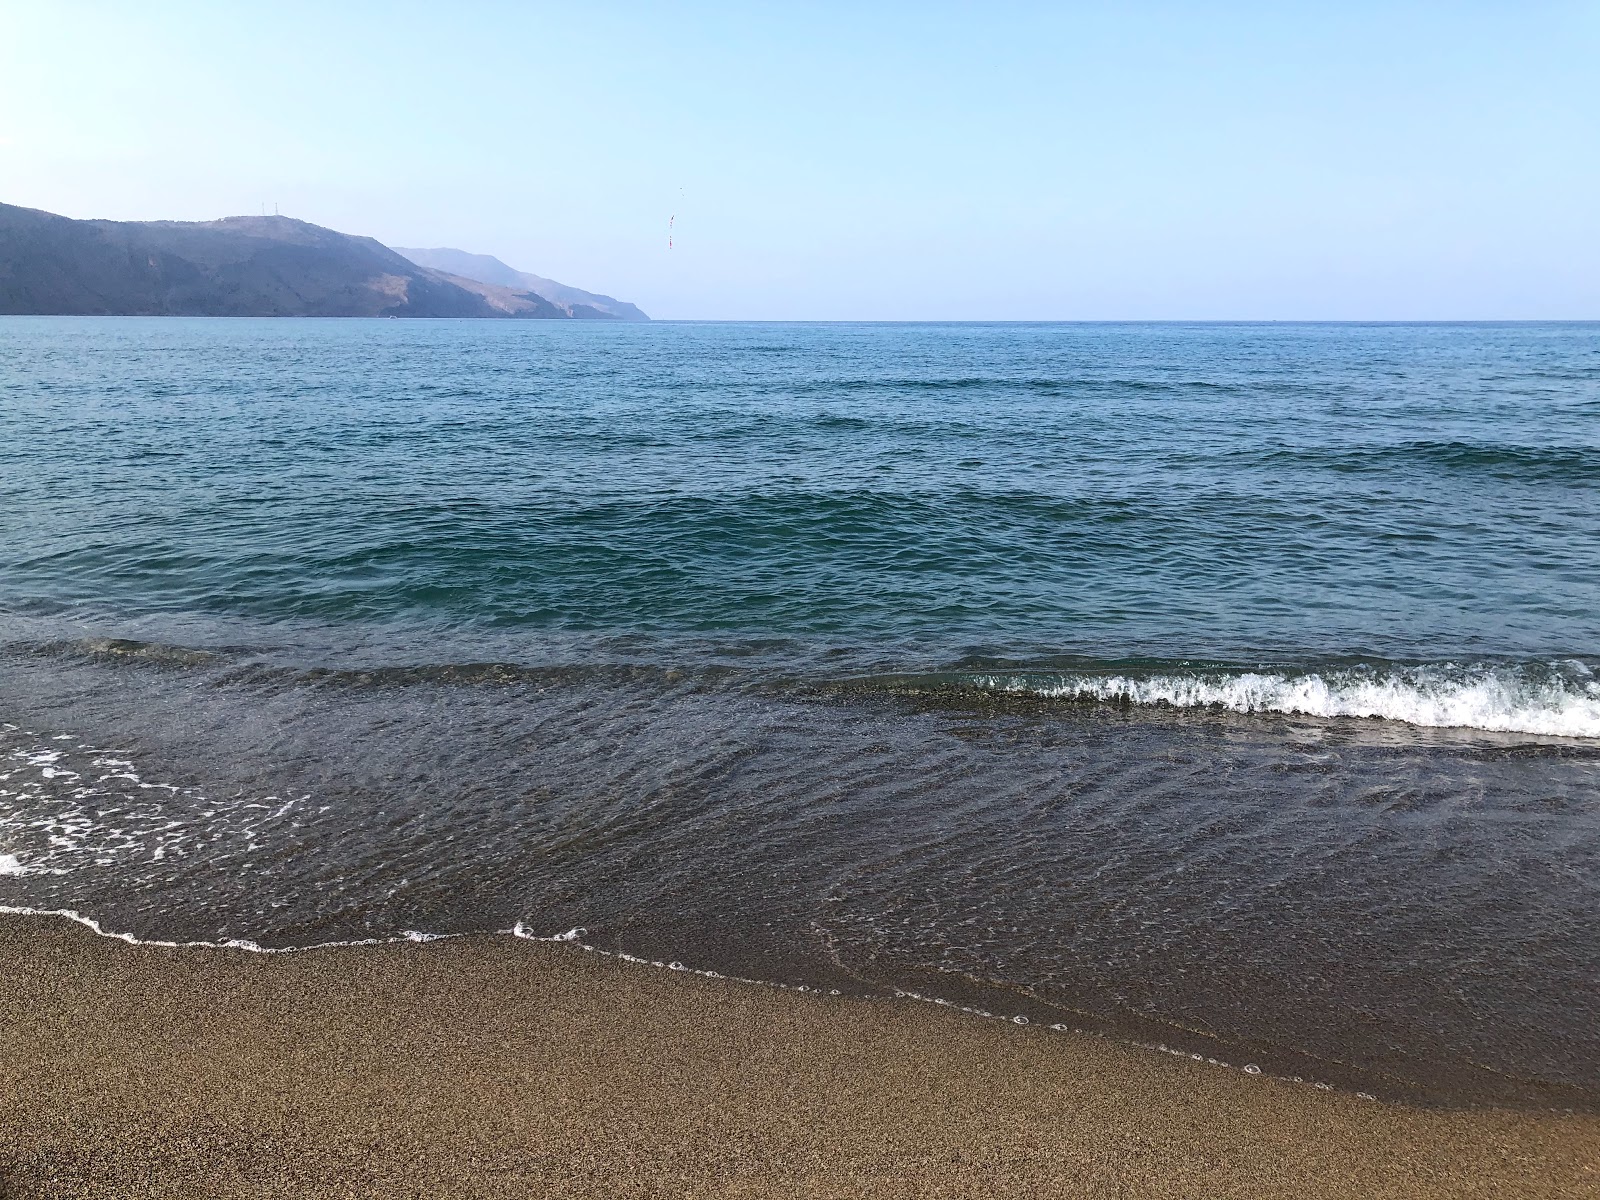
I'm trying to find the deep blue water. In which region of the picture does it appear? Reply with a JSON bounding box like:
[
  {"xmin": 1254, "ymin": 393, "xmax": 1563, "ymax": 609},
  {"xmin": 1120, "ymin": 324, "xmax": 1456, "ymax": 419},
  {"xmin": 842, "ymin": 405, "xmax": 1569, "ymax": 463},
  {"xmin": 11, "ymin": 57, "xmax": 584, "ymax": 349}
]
[{"xmin": 2, "ymin": 318, "xmax": 1598, "ymax": 1108}]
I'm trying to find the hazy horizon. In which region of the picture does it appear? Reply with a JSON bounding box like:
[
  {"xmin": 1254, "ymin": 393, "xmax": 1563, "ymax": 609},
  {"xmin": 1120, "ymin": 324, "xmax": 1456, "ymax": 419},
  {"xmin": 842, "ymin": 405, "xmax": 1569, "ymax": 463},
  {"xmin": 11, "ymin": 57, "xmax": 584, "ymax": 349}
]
[{"xmin": 3, "ymin": 2, "xmax": 1597, "ymax": 321}]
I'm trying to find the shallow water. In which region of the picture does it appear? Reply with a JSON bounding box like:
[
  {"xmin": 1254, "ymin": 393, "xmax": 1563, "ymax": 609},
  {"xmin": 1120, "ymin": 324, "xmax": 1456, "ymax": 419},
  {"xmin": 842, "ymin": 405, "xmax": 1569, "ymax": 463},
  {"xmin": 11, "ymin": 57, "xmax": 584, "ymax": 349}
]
[{"xmin": 1, "ymin": 317, "xmax": 1597, "ymax": 1107}]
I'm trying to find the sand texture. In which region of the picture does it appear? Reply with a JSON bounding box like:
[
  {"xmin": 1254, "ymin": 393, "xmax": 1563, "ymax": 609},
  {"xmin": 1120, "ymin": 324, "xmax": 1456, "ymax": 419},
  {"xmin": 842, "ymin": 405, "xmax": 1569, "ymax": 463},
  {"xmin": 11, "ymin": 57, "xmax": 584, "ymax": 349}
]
[{"xmin": 1, "ymin": 915, "xmax": 1595, "ymax": 1199}]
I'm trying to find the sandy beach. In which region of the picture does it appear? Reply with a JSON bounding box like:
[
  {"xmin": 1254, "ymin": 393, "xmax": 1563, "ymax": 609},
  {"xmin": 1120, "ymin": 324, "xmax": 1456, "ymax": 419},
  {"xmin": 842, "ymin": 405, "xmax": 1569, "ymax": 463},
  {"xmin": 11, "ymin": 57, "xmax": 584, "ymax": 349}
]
[{"xmin": 0, "ymin": 915, "xmax": 1593, "ymax": 1199}]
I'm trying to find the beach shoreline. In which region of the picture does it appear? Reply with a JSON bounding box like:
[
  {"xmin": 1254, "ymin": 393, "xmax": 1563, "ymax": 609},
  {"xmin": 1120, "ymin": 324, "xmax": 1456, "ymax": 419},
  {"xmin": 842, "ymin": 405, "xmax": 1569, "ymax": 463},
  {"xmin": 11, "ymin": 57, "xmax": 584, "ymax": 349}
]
[{"xmin": 2, "ymin": 914, "xmax": 1594, "ymax": 1199}]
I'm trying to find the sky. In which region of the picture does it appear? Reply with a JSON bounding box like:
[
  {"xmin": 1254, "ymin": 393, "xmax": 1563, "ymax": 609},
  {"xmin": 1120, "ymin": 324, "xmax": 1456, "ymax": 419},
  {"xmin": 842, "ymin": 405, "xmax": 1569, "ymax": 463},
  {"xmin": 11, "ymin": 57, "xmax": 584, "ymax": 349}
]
[{"xmin": 2, "ymin": 1, "xmax": 1597, "ymax": 320}]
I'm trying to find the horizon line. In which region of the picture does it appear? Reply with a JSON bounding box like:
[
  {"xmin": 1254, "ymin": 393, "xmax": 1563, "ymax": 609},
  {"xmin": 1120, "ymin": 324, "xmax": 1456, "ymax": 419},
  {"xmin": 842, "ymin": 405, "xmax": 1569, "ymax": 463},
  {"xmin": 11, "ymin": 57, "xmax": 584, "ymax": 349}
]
[{"xmin": 3, "ymin": 315, "xmax": 1597, "ymax": 325}]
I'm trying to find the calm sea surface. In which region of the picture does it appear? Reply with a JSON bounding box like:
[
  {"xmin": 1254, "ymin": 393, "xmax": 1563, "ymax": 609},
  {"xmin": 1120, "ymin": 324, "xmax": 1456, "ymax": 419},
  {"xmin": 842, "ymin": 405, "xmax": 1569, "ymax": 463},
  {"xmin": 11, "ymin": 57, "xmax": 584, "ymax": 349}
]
[{"xmin": 2, "ymin": 317, "xmax": 1597, "ymax": 1107}]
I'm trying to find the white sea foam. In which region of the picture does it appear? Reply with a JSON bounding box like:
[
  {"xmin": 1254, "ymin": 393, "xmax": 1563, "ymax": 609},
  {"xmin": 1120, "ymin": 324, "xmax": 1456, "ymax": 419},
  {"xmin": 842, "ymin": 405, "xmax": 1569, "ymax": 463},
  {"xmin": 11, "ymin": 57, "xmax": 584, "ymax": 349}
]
[
  {"xmin": 0, "ymin": 904, "xmax": 457, "ymax": 953},
  {"xmin": 971, "ymin": 662, "xmax": 1600, "ymax": 739},
  {"xmin": 0, "ymin": 727, "xmax": 316, "ymax": 883}
]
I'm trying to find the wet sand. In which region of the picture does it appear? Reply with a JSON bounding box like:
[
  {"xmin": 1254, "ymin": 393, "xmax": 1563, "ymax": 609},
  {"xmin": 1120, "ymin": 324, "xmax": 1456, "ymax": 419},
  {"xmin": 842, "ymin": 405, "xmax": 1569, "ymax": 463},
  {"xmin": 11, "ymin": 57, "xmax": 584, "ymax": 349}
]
[{"xmin": 1, "ymin": 915, "xmax": 1594, "ymax": 1199}]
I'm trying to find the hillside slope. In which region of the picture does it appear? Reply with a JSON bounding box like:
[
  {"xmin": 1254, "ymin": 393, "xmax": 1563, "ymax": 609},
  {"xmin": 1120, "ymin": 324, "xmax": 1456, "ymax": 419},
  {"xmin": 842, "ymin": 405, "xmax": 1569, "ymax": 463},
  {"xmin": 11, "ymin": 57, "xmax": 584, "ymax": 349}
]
[
  {"xmin": 0, "ymin": 204, "xmax": 570, "ymax": 318},
  {"xmin": 394, "ymin": 246, "xmax": 648, "ymax": 321}
]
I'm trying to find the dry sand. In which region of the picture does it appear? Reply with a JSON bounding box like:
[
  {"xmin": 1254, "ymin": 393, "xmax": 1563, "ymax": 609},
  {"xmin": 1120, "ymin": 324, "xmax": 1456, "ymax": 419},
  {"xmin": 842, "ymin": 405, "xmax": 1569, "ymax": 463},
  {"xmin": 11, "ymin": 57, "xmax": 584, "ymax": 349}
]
[{"xmin": 0, "ymin": 914, "xmax": 1595, "ymax": 1199}]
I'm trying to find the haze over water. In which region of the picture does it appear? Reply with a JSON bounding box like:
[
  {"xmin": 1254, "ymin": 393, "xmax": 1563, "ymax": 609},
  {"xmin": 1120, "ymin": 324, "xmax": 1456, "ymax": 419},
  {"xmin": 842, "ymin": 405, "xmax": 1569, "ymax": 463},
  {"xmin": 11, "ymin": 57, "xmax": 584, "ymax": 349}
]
[{"xmin": 2, "ymin": 317, "xmax": 1597, "ymax": 1108}]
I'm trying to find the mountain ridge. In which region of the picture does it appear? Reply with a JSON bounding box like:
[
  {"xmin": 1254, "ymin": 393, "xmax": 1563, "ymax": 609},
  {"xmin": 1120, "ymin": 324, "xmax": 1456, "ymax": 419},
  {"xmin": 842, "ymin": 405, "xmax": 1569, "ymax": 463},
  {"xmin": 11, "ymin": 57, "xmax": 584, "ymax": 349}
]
[{"xmin": 0, "ymin": 204, "xmax": 641, "ymax": 319}]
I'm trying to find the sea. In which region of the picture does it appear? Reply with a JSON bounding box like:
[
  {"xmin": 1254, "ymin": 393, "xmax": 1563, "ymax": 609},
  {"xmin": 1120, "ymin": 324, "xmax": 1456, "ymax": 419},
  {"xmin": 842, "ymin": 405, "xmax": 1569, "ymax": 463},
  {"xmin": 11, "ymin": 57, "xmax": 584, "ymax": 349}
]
[{"xmin": 1, "ymin": 317, "xmax": 1596, "ymax": 1109}]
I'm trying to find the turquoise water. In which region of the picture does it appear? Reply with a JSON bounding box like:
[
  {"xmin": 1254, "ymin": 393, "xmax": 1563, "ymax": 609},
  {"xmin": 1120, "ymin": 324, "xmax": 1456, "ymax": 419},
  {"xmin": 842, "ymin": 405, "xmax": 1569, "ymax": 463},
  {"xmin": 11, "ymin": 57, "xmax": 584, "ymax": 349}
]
[
  {"xmin": 3, "ymin": 318, "xmax": 1596, "ymax": 662},
  {"xmin": 2, "ymin": 318, "xmax": 1598, "ymax": 1107}
]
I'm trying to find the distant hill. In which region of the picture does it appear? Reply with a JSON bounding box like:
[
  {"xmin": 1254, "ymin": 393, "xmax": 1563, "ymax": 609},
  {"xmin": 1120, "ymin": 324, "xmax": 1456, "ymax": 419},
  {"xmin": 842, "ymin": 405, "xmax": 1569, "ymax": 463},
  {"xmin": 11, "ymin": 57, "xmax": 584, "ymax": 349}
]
[
  {"xmin": 393, "ymin": 247, "xmax": 648, "ymax": 321},
  {"xmin": 0, "ymin": 204, "xmax": 626, "ymax": 319}
]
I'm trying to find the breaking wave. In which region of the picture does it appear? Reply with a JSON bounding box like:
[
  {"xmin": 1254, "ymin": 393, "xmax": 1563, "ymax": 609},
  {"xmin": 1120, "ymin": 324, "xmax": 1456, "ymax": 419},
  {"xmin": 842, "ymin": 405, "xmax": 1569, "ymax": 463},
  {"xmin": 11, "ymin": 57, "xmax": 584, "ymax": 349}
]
[{"xmin": 959, "ymin": 661, "xmax": 1600, "ymax": 739}]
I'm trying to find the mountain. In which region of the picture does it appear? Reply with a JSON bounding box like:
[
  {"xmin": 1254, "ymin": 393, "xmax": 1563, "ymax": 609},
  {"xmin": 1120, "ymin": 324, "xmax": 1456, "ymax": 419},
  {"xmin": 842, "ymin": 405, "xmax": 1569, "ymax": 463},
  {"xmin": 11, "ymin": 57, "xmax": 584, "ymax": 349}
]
[
  {"xmin": 0, "ymin": 203, "xmax": 591, "ymax": 318},
  {"xmin": 393, "ymin": 247, "xmax": 648, "ymax": 321}
]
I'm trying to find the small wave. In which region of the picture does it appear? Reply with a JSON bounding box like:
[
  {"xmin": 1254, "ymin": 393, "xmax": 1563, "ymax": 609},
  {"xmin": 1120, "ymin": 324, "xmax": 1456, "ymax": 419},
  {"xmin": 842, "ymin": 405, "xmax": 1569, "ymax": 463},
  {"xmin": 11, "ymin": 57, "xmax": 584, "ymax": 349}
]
[
  {"xmin": 50, "ymin": 638, "xmax": 224, "ymax": 667},
  {"xmin": 1260, "ymin": 440, "xmax": 1600, "ymax": 484},
  {"xmin": 961, "ymin": 661, "xmax": 1600, "ymax": 739}
]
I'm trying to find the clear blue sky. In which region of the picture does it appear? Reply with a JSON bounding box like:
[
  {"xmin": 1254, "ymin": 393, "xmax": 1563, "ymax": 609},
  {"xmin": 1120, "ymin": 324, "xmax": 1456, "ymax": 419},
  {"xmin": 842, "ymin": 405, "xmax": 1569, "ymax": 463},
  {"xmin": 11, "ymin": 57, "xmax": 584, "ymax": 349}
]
[{"xmin": 3, "ymin": 1, "xmax": 1596, "ymax": 319}]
